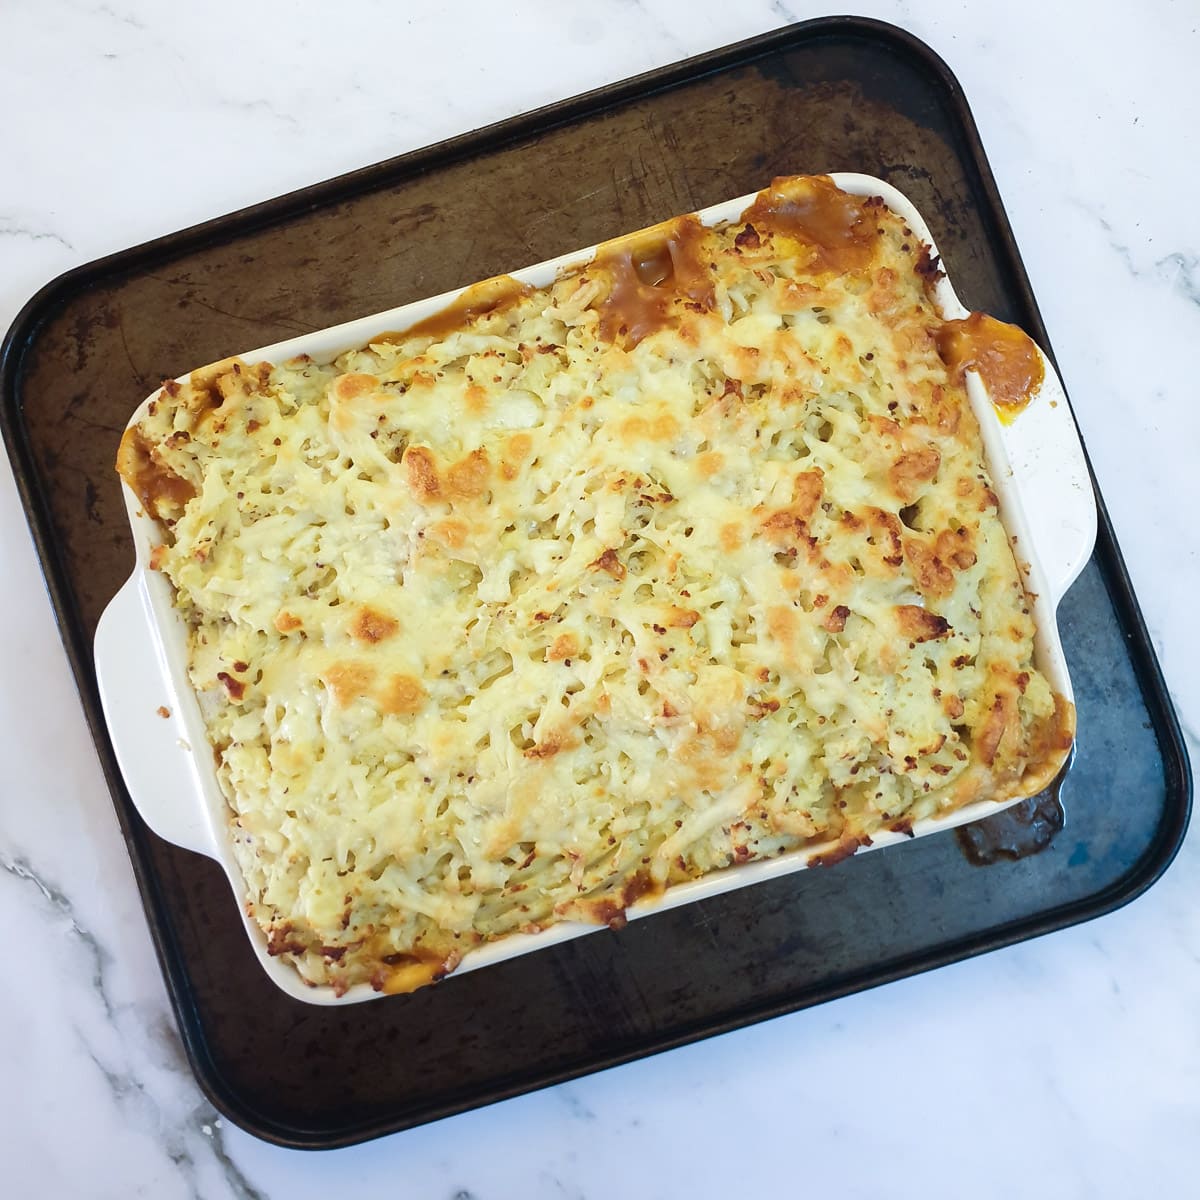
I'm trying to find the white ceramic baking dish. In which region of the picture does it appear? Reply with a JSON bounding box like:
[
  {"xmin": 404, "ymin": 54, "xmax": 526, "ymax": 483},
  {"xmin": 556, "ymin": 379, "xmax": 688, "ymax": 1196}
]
[{"xmin": 94, "ymin": 174, "xmax": 1097, "ymax": 1004}]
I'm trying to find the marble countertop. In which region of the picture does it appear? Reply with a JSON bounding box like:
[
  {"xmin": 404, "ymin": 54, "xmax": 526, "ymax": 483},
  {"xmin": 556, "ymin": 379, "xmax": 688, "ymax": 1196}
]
[{"xmin": 1, "ymin": 1, "xmax": 1196, "ymax": 1195}]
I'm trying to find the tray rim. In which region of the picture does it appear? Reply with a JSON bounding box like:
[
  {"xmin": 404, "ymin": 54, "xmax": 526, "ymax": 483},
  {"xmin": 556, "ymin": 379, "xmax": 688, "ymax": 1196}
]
[{"xmin": 0, "ymin": 14, "xmax": 1191, "ymax": 1149}]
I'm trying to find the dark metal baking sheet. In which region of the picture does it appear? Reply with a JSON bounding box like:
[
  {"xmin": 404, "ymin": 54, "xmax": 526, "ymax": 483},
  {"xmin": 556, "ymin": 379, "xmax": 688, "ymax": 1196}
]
[{"xmin": 1, "ymin": 16, "xmax": 1190, "ymax": 1148}]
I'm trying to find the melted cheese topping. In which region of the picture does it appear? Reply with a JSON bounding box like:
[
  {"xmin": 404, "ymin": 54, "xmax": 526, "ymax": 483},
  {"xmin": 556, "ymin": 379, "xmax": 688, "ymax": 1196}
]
[{"xmin": 118, "ymin": 176, "xmax": 1072, "ymax": 995}]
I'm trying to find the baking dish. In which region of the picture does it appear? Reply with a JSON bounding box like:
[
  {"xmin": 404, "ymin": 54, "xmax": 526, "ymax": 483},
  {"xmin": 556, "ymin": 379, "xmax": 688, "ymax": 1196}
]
[{"xmin": 94, "ymin": 173, "xmax": 1097, "ymax": 1005}]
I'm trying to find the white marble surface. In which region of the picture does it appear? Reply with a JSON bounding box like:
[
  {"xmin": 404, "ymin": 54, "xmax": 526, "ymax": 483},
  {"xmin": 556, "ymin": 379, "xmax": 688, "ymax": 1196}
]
[{"xmin": 1, "ymin": 0, "xmax": 1196, "ymax": 1194}]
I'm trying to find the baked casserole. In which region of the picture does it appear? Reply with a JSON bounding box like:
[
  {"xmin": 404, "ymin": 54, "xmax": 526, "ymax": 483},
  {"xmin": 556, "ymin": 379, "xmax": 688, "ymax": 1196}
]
[{"xmin": 117, "ymin": 175, "xmax": 1074, "ymax": 995}]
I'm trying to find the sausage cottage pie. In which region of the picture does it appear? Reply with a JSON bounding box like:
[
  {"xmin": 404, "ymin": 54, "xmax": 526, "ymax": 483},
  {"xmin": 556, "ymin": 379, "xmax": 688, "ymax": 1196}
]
[{"xmin": 117, "ymin": 175, "xmax": 1073, "ymax": 994}]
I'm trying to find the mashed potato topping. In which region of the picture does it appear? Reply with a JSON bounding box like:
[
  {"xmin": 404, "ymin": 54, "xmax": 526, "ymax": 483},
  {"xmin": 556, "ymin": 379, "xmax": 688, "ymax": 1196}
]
[{"xmin": 118, "ymin": 176, "xmax": 1072, "ymax": 994}]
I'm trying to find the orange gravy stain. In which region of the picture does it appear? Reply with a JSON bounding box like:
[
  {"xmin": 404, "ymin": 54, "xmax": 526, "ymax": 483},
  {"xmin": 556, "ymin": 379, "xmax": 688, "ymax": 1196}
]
[
  {"xmin": 377, "ymin": 948, "xmax": 461, "ymax": 995},
  {"xmin": 374, "ymin": 274, "xmax": 533, "ymax": 344},
  {"xmin": 936, "ymin": 313, "xmax": 1045, "ymax": 422},
  {"xmin": 622, "ymin": 870, "xmax": 663, "ymax": 911},
  {"xmin": 117, "ymin": 427, "xmax": 196, "ymax": 517},
  {"xmin": 741, "ymin": 175, "xmax": 876, "ymax": 273},
  {"xmin": 592, "ymin": 214, "xmax": 715, "ymax": 349}
]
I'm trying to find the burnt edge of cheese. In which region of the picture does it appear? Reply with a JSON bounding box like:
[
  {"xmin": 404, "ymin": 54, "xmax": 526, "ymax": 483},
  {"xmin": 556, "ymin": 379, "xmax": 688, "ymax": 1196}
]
[{"xmin": 117, "ymin": 174, "xmax": 1073, "ymax": 997}]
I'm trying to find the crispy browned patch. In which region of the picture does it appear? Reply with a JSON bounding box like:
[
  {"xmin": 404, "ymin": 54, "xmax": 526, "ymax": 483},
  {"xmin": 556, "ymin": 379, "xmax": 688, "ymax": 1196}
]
[
  {"xmin": 446, "ymin": 448, "xmax": 491, "ymax": 499},
  {"xmin": 1019, "ymin": 695, "xmax": 1077, "ymax": 793},
  {"xmin": 589, "ymin": 898, "xmax": 628, "ymax": 929},
  {"xmin": 790, "ymin": 467, "xmax": 825, "ymax": 521},
  {"xmin": 868, "ymin": 414, "xmax": 901, "ymax": 439},
  {"xmin": 761, "ymin": 506, "xmax": 817, "ymax": 549},
  {"xmin": 499, "ymin": 432, "xmax": 532, "ymax": 483},
  {"xmin": 333, "ymin": 372, "xmax": 376, "ymax": 402},
  {"xmin": 323, "ymin": 662, "xmax": 377, "ymax": 706},
  {"xmin": 889, "ymin": 446, "xmax": 941, "ymax": 502},
  {"xmin": 823, "ymin": 604, "xmax": 850, "ymax": 633},
  {"xmin": 504, "ymin": 434, "xmax": 532, "ymax": 460},
  {"xmin": 589, "ymin": 547, "xmax": 626, "ymax": 580},
  {"xmin": 867, "ymin": 507, "xmax": 904, "ymax": 567},
  {"xmin": 186, "ymin": 357, "xmax": 251, "ymax": 410},
  {"xmin": 708, "ymin": 724, "xmax": 742, "ymax": 753},
  {"xmin": 350, "ymin": 606, "xmax": 399, "ymax": 643},
  {"xmin": 525, "ymin": 731, "xmax": 577, "ymax": 759},
  {"xmin": 767, "ymin": 605, "xmax": 798, "ymax": 652},
  {"xmin": 904, "ymin": 536, "xmax": 955, "ymax": 599},
  {"xmin": 561, "ymin": 871, "xmax": 660, "ymax": 930},
  {"xmin": 654, "ymin": 413, "xmax": 681, "ymax": 441},
  {"xmin": 919, "ymin": 733, "xmax": 948, "ymax": 757},
  {"xmin": 734, "ymin": 222, "xmax": 761, "ymax": 250},
  {"xmin": 666, "ymin": 606, "xmax": 700, "ymax": 629},
  {"xmin": 936, "ymin": 526, "xmax": 977, "ymax": 571},
  {"xmin": 381, "ymin": 674, "xmax": 426, "ymax": 716},
  {"xmin": 403, "ymin": 445, "xmax": 441, "ymax": 500},
  {"xmin": 548, "ymin": 633, "xmax": 578, "ymax": 662},
  {"xmin": 274, "ymin": 610, "xmax": 302, "ymax": 633},
  {"xmin": 266, "ymin": 922, "xmax": 307, "ymax": 957},
  {"xmin": 809, "ymin": 835, "xmax": 861, "ymax": 868},
  {"xmin": 895, "ymin": 605, "xmax": 951, "ymax": 642},
  {"xmin": 975, "ymin": 694, "xmax": 1014, "ymax": 767},
  {"xmin": 915, "ymin": 246, "xmax": 943, "ymax": 282},
  {"xmin": 430, "ymin": 519, "xmax": 468, "ymax": 549},
  {"xmin": 925, "ymin": 382, "xmax": 962, "ymax": 435},
  {"xmin": 216, "ymin": 671, "xmax": 245, "ymax": 701}
]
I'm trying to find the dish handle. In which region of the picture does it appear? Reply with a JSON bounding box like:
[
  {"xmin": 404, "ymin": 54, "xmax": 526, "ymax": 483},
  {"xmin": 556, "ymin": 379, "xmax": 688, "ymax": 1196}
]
[
  {"xmin": 975, "ymin": 350, "xmax": 1097, "ymax": 607},
  {"xmin": 94, "ymin": 573, "xmax": 218, "ymax": 858}
]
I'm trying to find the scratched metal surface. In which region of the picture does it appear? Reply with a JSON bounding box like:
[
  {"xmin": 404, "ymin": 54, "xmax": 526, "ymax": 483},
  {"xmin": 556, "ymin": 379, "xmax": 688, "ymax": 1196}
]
[{"xmin": 3, "ymin": 21, "xmax": 1186, "ymax": 1146}]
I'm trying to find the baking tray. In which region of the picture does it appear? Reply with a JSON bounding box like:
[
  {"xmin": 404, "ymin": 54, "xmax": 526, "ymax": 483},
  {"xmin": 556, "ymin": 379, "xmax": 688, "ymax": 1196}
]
[{"xmin": 0, "ymin": 16, "xmax": 1190, "ymax": 1146}]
